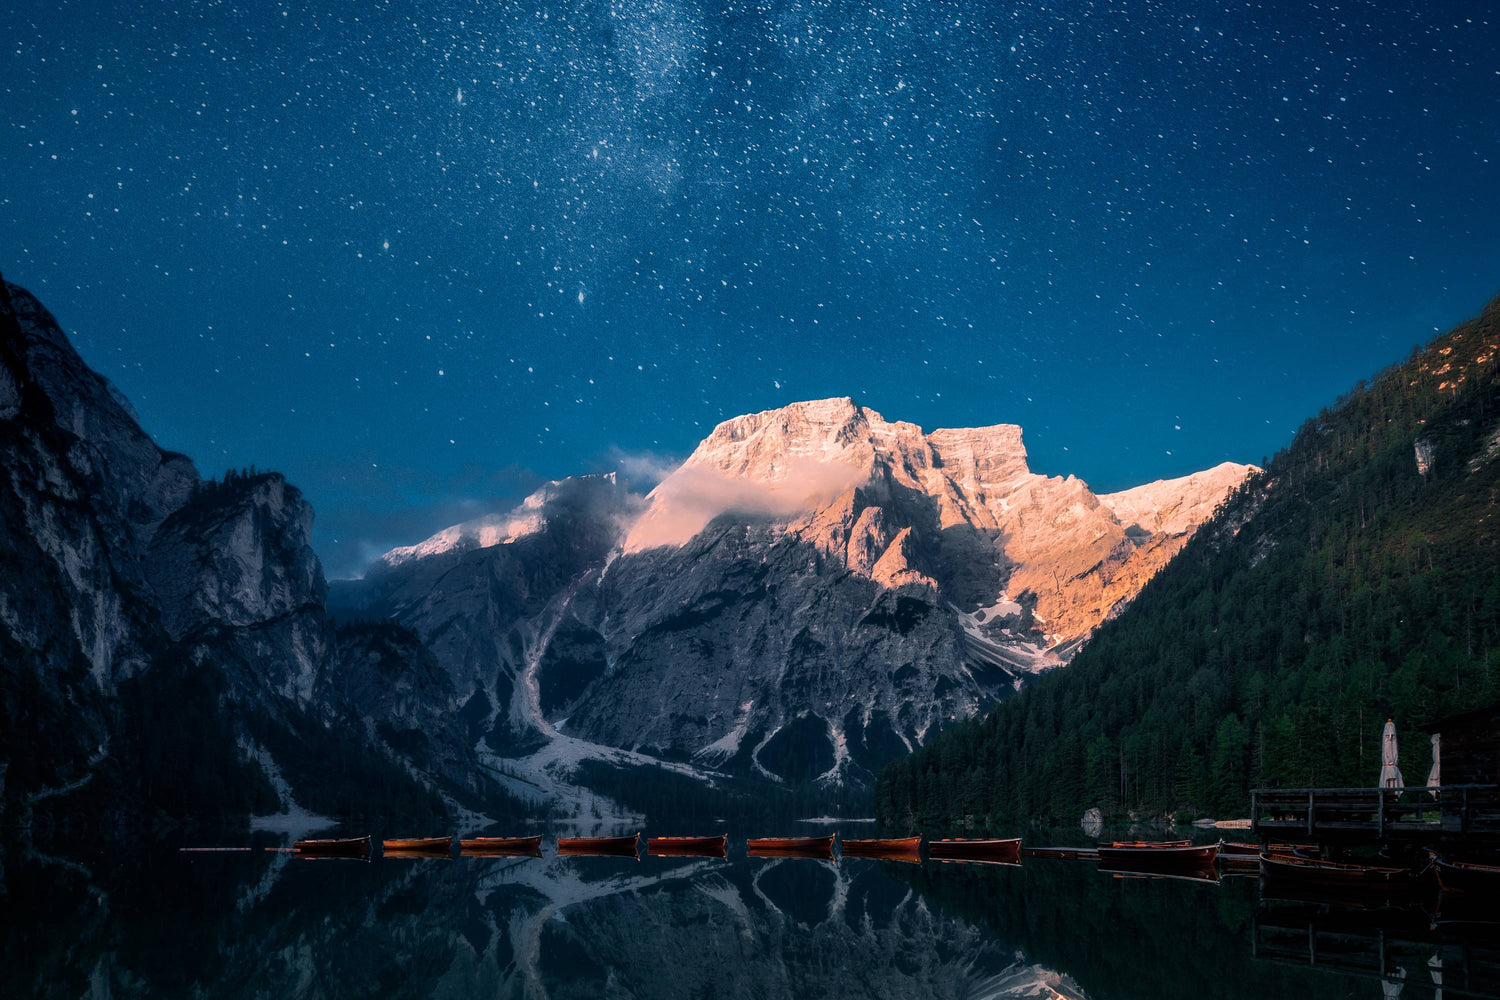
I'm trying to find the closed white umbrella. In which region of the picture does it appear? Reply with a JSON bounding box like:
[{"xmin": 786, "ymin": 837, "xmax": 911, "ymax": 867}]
[
  {"xmin": 1380, "ymin": 718, "xmax": 1404, "ymax": 790},
  {"xmin": 1427, "ymin": 733, "xmax": 1441, "ymax": 799}
]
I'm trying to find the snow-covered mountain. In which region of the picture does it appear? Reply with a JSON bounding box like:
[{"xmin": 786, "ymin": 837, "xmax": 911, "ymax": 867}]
[{"xmin": 335, "ymin": 397, "xmax": 1254, "ymax": 792}]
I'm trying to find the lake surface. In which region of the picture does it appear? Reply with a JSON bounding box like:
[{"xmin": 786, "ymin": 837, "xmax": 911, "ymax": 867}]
[{"xmin": 5, "ymin": 834, "xmax": 1495, "ymax": 999}]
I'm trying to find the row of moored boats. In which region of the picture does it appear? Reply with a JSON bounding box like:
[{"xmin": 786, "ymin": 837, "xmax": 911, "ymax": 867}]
[
  {"xmin": 288, "ymin": 833, "xmax": 1500, "ymax": 893},
  {"xmin": 1221, "ymin": 841, "xmax": 1500, "ymax": 894},
  {"xmin": 1097, "ymin": 838, "xmax": 1498, "ymax": 895},
  {"xmin": 292, "ymin": 833, "xmax": 1021, "ymax": 861}
]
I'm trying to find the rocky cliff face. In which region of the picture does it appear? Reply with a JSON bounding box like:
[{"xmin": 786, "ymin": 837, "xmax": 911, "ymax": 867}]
[
  {"xmin": 329, "ymin": 474, "xmax": 635, "ymax": 756},
  {"xmin": 338, "ymin": 396, "xmax": 1254, "ymax": 789},
  {"xmin": 627, "ymin": 397, "xmax": 1254, "ymax": 653},
  {"xmin": 0, "ymin": 279, "xmax": 481, "ymax": 827},
  {"xmin": 145, "ymin": 472, "xmax": 335, "ymax": 704}
]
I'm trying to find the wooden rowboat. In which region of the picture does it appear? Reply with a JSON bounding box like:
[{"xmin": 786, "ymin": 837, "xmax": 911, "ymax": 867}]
[
  {"xmin": 557, "ymin": 833, "xmax": 640, "ymax": 856},
  {"xmin": 1259, "ymin": 852, "xmax": 1416, "ymax": 889},
  {"xmin": 459, "ymin": 835, "xmax": 543, "ymax": 856},
  {"xmin": 840, "ymin": 836, "xmax": 922, "ymax": 862},
  {"xmin": 929, "ymin": 837, "xmax": 1021, "ymax": 860},
  {"xmin": 647, "ymin": 835, "xmax": 728, "ymax": 856},
  {"xmin": 748, "ymin": 835, "xmax": 835, "ymax": 857},
  {"xmin": 1108, "ymin": 839, "xmax": 1192, "ymax": 848},
  {"xmin": 1217, "ymin": 840, "xmax": 1319, "ymax": 870},
  {"xmin": 1430, "ymin": 853, "xmax": 1500, "ymax": 895},
  {"xmin": 383, "ymin": 836, "xmax": 452, "ymax": 853},
  {"xmin": 1097, "ymin": 842, "xmax": 1218, "ymax": 867},
  {"xmin": 1217, "ymin": 840, "xmax": 1319, "ymax": 859},
  {"xmin": 294, "ymin": 836, "xmax": 371, "ymax": 859}
]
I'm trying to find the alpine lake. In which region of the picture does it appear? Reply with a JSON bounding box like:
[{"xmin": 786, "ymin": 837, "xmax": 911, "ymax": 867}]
[{"xmin": 6, "ymin": 821, "xmax": 1496, "ymax": 1000}]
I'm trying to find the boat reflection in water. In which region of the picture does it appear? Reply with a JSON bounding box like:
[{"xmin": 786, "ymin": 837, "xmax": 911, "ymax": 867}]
[
  {"xmin": 556, "ymin": 832, "xmax": 641, "ymax": 857},
  {"xmin": 6, "ymin": 835, "xmax": 1043, "ymax": 999},
  {"xmin": 292, "ymin": 835, "xmax": 370, "ymax": 860},
  {"xmin": 382, "ymin": 836, "xmax": 453, "ymax": 860},
  {"xmin": 647, "ymin": 835, "xmax": 728, "ymax": 858},
  {"xmin": 840, "ymin": 836, "xmax": 922, "ymax": 863},
  {"xmin": 747, "ymin": 834, "xmax": 836, "ymax": 859},
  {"xmin": 459, "ymin": 835, "xmax": 543, "ymax": 857},
  {"xmin": 1098, "ymin": 864, "xmax": 1221, "ymax": 886},
  {"xmin": 8, "ymin": 833, "xmax": 1499, "ymax": 999},
  {"xmin": 929, "ymin": 837, "xmax": 1021, "ymax": 862}
]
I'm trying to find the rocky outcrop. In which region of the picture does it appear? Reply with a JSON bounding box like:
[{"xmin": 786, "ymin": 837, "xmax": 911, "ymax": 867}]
[
  {"xmin": 0, "ymin": 279, "xmax": 466, "ymax": 827},
  {"xmin": 145, "ymin": 472, "xmax": 334, "ymax": 704}
]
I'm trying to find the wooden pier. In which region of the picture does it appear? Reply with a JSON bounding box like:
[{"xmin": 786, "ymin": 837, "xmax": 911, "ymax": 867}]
[{"xmin": 1251, "ymin": 784, "xmax": 1500, "ymax": 848}]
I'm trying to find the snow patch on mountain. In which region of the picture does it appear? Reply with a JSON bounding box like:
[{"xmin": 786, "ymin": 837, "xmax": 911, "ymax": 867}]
[
  {"xmin": 1100, "ymin": 460, "xmax": 1259, "ymax": 537},
  {"xmin": 375, "ymin": 478, "xmax": 599, "ymax": 569},
  {"xmin": 694, "ymin": 699, "xmax": 756, "ymax": 765}
]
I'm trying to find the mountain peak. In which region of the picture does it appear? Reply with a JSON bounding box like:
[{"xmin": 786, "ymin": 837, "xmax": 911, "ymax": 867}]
[
  {"xmin": 373, "ymin": 472, "xmax": 624, "ymax": 572},
  {"xmin": 694, "ymin": 397, "xmax": 891, "ymax": 474},
  {"xmin": 682, "ymin": 398, "xmax": 1032, "ymax": 487}
]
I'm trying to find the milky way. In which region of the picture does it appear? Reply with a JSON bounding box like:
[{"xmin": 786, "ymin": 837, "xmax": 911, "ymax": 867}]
[{"xmin": 4, "ymin": 1, "xmax": 1498, "ymax": 574}]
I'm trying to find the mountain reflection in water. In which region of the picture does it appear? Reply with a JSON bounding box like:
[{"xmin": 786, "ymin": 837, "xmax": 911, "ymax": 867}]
[{"xmin": 4, "ymin": 841, "xmax": 1496, "ymax": 999}]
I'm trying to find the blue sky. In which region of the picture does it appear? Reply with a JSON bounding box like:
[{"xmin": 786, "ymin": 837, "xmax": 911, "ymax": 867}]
[{"xmin": 4, "ymin": 0, "xmax": 1498, "ymax": 575}]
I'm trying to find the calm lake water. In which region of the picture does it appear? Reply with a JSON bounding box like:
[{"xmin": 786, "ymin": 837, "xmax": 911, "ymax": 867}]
[{"xmin": 5, "ymin": 833, "xmax": 1496, "ymax": 999}]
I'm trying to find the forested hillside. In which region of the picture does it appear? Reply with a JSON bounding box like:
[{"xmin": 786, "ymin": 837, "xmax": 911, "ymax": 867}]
[{"xmin": 878, "ymin": 292, "xmax": 1500, "ymax": 827}]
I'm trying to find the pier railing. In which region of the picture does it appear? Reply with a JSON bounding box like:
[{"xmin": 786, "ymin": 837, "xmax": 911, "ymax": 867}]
[{"xmin": 1250, "ymin": 784, "xmax": 1500, "ymax": 845}]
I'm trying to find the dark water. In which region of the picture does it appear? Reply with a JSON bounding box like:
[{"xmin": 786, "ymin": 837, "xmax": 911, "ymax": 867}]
[{"xmin": 4, "ymin": 836, "xmax": 1496, "ymax": 999}]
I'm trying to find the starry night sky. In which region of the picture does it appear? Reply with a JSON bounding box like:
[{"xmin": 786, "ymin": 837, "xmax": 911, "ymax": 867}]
[{"xmin": 4, "ymin": 1, "xmax": 1499, "ymax": 575}]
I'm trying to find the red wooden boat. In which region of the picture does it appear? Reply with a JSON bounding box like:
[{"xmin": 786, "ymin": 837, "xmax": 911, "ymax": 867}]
[
  {"xmin": 841, "ymin": 836, "xmax": 922, "ymax": 861},
  {"xmin": 1109, "ymin": 839, "xmax": 1192, "ymax": 848},
  {"xmin": 294, "ymin": 836, "xmax": 371, "ymax": 859},
  {"xmin": 557, "ymin": 833, "xmax": 640, "ymax": 856},
  {"xmin": 1217, "ymin": 840, "xmax": 1319, "ymax": 858},
  {"xmin": 1430, "ymin": 853, "xmax": 1500, "ymax": 895},
  {"xmin": 748, "ymin": 835, "xmax": 835, "ymax": 857},
  {"xmin": 459, "ymin": 835, "xmax": 543, "ymax": 856},
  {"xmin": 1217, "ymin": 839, "xmax": 1318, "ymax": 866},
  {"xmin": 1259, "ymin": 852, "xmax": 1417, "ymax": 888},
  {"xmin": 1097, "ymin": 842, "xmax": 1218, "ymax": 867},
  {"xmin": 382, "ymin": 836, "xmax": 453, "ymax": 854},
  {"xmin": 647, "ymin": 835, "xmax": 728, "ymax": 856},
  {"xmin": 929, "ymin": 837, "xmax": 1021, "ymax": 860}
]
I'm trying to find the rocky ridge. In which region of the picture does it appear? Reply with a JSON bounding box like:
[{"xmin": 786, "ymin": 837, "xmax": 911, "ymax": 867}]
[
  {"xmin": 340, "ymin": 396, "xmax": 1254, "ymax": 791},
  {"xmin": 0, "ymin": 279, "xmax": 500, "ymax": 828}
]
